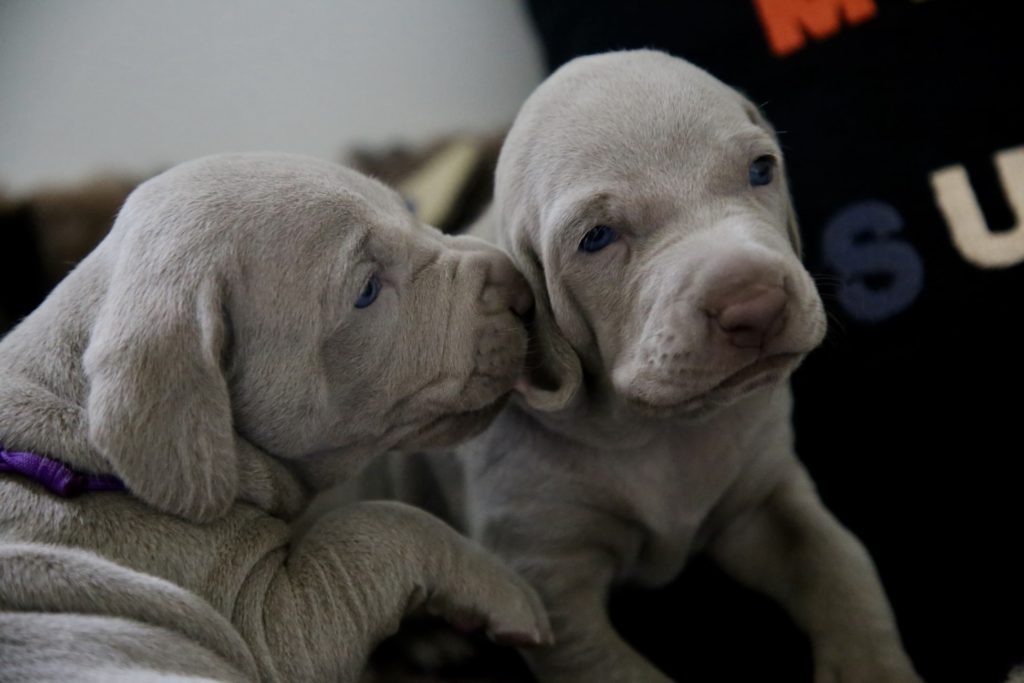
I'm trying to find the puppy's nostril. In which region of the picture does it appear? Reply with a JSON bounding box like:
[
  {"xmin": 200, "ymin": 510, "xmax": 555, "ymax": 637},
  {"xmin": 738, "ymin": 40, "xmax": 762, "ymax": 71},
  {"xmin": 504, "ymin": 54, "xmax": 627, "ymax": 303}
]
[
  {"xmin": 510, "ymin": 286, "xmax": 534, "ymax": 319},
  {"xmin": 481, "ymin": 280, "xmax": 534, "ymax": 318},
  {"xmin": 514, "ymin": 300, "xmax": 536, "ymax": 324},
  {"xmin": 479, "ymin": 255, "xmax": 533, "ymax": 318},
  {"xmin": 716, "ymin": 286, "xmax": 787, "ymax": 348},
  {"xmin": 480, "ymin": 285, "xmax": 504, "ymax": 312}
]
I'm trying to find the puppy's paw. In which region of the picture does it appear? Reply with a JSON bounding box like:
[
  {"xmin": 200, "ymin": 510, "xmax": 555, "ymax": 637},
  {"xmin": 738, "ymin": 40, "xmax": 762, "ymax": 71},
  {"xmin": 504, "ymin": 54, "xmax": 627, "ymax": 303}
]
[
  {"xmin": 421, "ymin": 547, "xmax": 553, "ymax": 650},
  {"xmin": 390, "ymin": 625, "xmax": 480, "ymax": 670},
  {"xmin": 370, "ymin": 617, "xmax": 485, "ymax": 676}
]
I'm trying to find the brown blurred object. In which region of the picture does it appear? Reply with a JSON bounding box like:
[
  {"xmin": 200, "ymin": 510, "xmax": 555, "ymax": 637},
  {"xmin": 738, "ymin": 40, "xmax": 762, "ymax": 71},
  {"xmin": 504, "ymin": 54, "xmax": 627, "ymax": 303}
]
[
  {"xmin": 29, "ymin": 176, "xmax": 141, "ymax": 285},
  {"xmin": 0, "ymin": 175, "xmax": 143, "ymax": 333},
  {"xmin": 347, "ymin": 131, "xmax": 505, "ymax": 234}
]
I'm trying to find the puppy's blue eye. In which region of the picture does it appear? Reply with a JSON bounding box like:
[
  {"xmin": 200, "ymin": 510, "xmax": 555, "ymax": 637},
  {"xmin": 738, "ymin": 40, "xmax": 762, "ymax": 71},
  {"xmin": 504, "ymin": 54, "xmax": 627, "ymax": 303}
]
[
  {"xmin": 579, "ymin": 225, "xmax": 619, "ymax": 253},
  {"xmin": 355, "ymin": 274, "xmax": 381, "ymax": 308},
  {"xmin": 749, "ymin": 155, "xmax": 776, "ymax": 187}
]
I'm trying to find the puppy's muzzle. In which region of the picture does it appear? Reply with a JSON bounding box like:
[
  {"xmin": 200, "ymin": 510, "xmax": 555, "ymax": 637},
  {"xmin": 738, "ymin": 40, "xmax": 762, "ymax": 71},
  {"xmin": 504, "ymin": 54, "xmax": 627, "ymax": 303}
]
[
  {"xmin": 478, "ymin": 252, "xmax": 534, "ymax": 320},
  {"xmin": 461, "ymin": 249, "xmax": 533, "ymax": 402},
  {"xmin": 616, "ymin": 244, "xmax": 823, "ymax": 413}
]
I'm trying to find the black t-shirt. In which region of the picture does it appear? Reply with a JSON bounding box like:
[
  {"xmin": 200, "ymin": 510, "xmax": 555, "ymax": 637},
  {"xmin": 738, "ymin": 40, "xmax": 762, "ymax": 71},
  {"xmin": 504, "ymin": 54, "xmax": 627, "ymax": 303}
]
[{"xmin": 526, "ymin": 2, "xmax": 1023, "ymax": 681}]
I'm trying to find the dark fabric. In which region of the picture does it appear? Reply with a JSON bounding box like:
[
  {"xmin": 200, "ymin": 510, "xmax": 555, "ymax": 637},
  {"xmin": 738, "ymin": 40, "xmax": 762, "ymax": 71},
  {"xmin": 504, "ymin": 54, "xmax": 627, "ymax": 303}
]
[
  {"xmin": 0, "ymin": 202, "xmax": 49, "ymax": 333},
  {"xmin": 526, "ymin": 2, "xmax": 1023, "ymax": 682}
]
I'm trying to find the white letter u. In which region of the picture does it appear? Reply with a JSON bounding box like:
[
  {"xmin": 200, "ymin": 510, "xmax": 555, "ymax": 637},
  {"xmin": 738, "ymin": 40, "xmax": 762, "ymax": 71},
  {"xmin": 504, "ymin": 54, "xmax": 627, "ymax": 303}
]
[{"xmin": 930, "ymin": 145, "xmax": 1024, "ymax": 269}]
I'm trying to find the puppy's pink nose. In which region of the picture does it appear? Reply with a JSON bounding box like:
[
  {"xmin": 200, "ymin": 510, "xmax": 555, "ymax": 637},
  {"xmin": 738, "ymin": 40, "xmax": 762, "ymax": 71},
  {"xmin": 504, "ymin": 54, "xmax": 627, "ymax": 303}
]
[
  {"xmin": 715, "ymin": 285, "xmax": 787, "ymax": 349},
  {"xmin": 481, "ymin": 257, "xmax": 534, "ymax": 318}
]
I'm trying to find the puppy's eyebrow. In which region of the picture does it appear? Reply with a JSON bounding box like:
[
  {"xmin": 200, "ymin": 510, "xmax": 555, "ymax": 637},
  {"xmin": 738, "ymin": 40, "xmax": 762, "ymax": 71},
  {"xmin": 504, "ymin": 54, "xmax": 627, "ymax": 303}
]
[
  {"xmin": 349, "ymin": 228, "xmax": 372, "ymax": 259},
  {"xmin": 331, "ymin": 228, "xmax": 373, "ymax": 289},
  {"xmin": 551, "ymin": 192, "xmax": 614, "ymax": 230},
  {"xmin": 724, "ymin": 128, "xmax": 779, "ymax": 153}
]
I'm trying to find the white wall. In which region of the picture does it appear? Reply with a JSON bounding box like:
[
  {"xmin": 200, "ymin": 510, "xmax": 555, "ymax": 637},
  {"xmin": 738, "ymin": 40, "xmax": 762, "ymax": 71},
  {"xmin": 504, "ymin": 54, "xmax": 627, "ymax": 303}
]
[{"xmin": 0, "ymin": 0, "xmax": 546, "ymax": 192}]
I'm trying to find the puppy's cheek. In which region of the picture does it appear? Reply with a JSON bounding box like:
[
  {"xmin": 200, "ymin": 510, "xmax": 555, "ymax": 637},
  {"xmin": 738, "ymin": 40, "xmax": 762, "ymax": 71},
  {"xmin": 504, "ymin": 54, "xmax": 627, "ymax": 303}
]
[
  {"xmin": 804, "ymin": 297, "xmax": 828, "ymax": 349},
  {"xmin": 610, "ymin": 357, "xmax": 648, "ymax": 400},
  {"xmin": 610, "ymin": 349, "xmax": 705, "ymax": 411},
  {"xmin": 781, "ymin": 268, "xmax": 828, "ymax": 352},
  {"xmin": 803, "ymin": 276, "xmax": 829, "ymax": 345}
]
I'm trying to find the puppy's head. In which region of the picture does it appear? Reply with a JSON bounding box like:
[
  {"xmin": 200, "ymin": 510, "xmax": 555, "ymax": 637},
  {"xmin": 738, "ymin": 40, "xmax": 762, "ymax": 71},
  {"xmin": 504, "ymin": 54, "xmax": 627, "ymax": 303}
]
[
  {"xmin": 496, "ymin": 50, "xmax": 825, "ymax": 418},
  {"xmin": 84, "ymin": 153, "xmax": 530, "ymax": 518}
]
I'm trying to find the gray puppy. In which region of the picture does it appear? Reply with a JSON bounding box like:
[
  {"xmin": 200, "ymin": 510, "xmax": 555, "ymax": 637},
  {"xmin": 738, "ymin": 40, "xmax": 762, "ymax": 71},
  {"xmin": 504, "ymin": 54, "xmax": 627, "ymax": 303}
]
[
  {"xmin": 358, "ymin": 51, "xmax": 924, "ymax": 683},
  {"xmin": 0, "ymin": 153, "xmax": 550, "ymax": 682}
]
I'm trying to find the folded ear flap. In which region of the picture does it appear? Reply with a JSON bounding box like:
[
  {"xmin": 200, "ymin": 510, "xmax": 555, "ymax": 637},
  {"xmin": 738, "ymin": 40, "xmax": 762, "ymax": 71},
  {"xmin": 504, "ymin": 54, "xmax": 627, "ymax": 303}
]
[
  {"xmin": 84, "ymin": 260, "xmax": 237, "ymax": 522},
  {"xmin": 505, "ymin": 229, "xmax": 583, "ymax": 413}
]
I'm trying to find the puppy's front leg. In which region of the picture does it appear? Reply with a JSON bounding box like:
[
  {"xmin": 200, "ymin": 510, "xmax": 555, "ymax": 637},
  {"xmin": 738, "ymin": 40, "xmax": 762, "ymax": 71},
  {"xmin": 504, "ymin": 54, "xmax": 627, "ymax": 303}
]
[
  {"xmin": 477, "ymin": 505, "xmax": 673, "ymax": 683},
  {"xmin": 234, "ymin": 501, "xmax": 550, "ymax": 683},
  {"xmin": 515, "ymin": 553, "xmax": 674, "ymax": 683},
  {"xmin": 708, "ymin": 466, "xmax": 923, "ymax": 683}
]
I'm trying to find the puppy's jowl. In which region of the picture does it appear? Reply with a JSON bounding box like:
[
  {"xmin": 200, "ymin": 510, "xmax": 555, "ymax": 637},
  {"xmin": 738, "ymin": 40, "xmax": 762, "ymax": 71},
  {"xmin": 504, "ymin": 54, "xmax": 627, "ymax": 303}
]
[
  {"xmin": 0, "ymin": 153, "xmax": 550, "ymax": 682},
  {"xmin": 364, "ymin": 51, "xmax": 924, "ymax": 683}
]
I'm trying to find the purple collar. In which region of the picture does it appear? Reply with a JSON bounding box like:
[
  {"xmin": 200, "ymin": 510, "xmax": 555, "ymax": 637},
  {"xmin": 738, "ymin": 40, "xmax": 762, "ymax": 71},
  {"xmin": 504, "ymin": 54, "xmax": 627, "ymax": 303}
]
[{"xmin": 0, "ymin": 444, "xmax": 125, "ymax": 497}]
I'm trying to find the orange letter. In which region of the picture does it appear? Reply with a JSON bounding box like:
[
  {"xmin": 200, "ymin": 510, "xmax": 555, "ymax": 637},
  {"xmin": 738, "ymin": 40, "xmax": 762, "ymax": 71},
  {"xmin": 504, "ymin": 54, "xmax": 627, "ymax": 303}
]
[{"xmin": 753, "ymin": 0, "xmax": 877, "ymax": 56}]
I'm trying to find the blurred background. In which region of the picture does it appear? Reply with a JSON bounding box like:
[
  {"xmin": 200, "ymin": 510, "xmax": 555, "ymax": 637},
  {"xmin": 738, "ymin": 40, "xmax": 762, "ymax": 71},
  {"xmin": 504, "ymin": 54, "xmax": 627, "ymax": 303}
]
[
  {"xmin": 0, "ymin": 0, "xmax": 543, "ymax": 330},
  {"xmin": 0, "ymin": 0, "xmax": 544, "ymax": 191},
  {"xmin": 2, "ymin": 2, "xmax": 1021, "ymax": 683}
]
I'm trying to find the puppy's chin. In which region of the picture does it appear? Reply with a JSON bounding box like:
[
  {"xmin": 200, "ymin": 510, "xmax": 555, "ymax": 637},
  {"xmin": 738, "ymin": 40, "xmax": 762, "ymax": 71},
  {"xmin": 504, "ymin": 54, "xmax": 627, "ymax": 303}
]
[
  {"xmin": 397, "ymin": 397, "xmax": 510, "ymax": 451},
  {"xmin": 617, "ymin": 352, "xmax": 805, "ymax": 419}
]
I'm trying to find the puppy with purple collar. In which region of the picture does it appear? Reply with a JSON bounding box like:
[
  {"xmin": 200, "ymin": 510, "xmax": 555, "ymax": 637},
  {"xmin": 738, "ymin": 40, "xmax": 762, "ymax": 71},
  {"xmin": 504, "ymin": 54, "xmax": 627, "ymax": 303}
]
[{"xmin": 0, "ymin": 153, "xmax": 549, "ymax": 682}]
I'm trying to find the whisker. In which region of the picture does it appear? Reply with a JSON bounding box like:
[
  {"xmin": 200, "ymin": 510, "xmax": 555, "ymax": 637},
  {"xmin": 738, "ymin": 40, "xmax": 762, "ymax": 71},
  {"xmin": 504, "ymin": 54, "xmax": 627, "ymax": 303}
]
[{"xmin": 824, "ymin": 309, "xmax": 848, "ymax": 339}]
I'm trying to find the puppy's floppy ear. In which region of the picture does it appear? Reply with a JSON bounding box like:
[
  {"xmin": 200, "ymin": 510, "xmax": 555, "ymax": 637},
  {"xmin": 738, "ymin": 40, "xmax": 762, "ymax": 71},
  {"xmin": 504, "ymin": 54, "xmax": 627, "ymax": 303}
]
[
  {"xmin": 84, "ymin": 242, "xmax": 238, "ymax": 522},
  {"xmin": 505, "ymin": 228, "xmax": 583, "ymax": 413}
]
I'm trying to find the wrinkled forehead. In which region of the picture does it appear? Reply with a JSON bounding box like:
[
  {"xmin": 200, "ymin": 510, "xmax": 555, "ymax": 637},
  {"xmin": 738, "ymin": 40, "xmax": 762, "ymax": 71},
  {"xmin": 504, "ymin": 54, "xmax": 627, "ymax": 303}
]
[
  {"xmin": 500, "ymin": 53, "xmax": 774, "ymax": 202},
  {"xmin": 136, "ymin": 153, "xmax": 410, "ymax": 258}
]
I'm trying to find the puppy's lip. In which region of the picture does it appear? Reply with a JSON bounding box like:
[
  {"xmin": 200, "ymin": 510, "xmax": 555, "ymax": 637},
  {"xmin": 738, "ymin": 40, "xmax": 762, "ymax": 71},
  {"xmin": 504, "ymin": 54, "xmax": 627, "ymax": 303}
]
[
  {"xmin": 623, "ymin": 351, "xmax": 804, "ymax": 414},
  {"xmin": 712, "ymin": 351, "xmax": 803, "ymax": 392}
]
